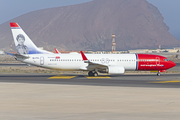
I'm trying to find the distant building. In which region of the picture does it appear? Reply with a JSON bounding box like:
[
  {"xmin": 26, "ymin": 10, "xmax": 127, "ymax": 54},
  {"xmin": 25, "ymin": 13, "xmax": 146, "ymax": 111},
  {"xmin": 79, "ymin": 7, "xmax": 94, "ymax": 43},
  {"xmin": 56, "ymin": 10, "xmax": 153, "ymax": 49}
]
[
  {"xmin": 0, "ymin": 51, "xmax": 5, "ymax": 55},
  {"xmin": 128, "ymin": 49, "xmax": 148, "ymax": 53}
]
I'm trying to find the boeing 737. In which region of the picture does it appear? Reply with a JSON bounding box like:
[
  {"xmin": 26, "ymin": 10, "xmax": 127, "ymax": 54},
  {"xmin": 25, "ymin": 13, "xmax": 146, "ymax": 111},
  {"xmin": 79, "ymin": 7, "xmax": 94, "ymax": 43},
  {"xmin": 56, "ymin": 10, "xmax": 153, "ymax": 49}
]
[{"xmin": 8, "ymin": 22, "xmax": 176, "ymax": 76}]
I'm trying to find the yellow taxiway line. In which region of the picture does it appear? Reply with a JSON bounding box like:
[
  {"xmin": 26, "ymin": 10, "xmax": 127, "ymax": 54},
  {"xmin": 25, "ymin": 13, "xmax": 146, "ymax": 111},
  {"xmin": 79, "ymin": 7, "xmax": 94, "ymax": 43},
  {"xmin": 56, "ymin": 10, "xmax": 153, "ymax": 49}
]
[
  {"xmin": 86, "ymin": 76, "xmax": 111, "ymax": 79},
  {"xmin": 48, "ymin": 76, "xmax": 76, "ymax": 79},
  {"xmin": 153, "ymin": 77, "xmax": 180, "ymax": 83},
  {"xmin": 150, "ymin": 80, "xmax": 180, "ymax": 83},
  {"xmin": 48, "ymin": 75, "xmax": 111, "ymax": 79},
  {"xmin": 156, "ymin": 77, "xmax": 180, "ymax": 81}
]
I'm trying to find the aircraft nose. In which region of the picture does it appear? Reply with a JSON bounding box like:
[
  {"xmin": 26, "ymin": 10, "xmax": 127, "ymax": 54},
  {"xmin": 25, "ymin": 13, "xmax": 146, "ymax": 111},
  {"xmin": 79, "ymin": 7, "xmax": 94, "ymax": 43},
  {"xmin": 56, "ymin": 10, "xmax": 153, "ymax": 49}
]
[
  {"xmin": 170, "ymin": 61, "xmax": 176, "ymax": 68},
  {"xmin": 172, "ymin": 61, "xmax": 176, "ymax": 67}
]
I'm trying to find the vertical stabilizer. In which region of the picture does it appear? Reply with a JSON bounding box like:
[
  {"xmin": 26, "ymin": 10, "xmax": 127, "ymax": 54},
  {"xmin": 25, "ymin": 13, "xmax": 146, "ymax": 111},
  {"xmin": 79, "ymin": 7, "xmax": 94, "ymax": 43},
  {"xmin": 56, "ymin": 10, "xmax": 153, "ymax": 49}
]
[{"xmin": 10, "ymin": 22, "xmax": 50, "ymax": 54}]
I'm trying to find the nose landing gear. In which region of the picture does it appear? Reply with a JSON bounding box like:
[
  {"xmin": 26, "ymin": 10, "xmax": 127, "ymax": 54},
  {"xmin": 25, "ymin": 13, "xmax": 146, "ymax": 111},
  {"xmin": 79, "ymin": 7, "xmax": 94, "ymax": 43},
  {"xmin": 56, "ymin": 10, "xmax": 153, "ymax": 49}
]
[
  {"xmin": 88, "ymin": 71, "xmax": 98, "ymax": 76},
  {"xmin": 157, "ymin": 71, "xmax": 161, "ymax": 76}
]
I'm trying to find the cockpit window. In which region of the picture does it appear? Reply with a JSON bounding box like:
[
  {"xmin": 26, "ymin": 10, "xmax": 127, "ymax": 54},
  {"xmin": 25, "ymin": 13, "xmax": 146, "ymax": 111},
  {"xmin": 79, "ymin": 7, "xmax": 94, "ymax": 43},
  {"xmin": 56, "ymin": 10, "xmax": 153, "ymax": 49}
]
[{"xmin": 164, "ymin": 59, "xmax": 169, "ymax": 61}]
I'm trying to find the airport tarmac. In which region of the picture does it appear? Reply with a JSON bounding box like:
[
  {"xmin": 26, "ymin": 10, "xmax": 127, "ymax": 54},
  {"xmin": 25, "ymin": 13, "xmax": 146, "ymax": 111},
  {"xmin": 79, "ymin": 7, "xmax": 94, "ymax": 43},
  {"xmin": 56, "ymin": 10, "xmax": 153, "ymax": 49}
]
[
  {"xmin": 0, "ymin": 73, "xmax": 180, "ymax": 120},
  {"xmin": 0, "ymin": 73, "xmax": 180, "ymax": 88}
]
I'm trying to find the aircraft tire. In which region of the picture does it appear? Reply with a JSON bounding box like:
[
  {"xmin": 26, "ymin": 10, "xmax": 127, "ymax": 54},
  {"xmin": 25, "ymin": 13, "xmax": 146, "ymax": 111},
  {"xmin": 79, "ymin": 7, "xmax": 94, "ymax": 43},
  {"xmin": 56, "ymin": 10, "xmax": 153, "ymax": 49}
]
[
  {"xmin": 88, "ymin": 71, "xmax": 94, "ymax": 76},
  {"xmin": 157, "ymin": 73, "xmax": 161, "ymax": 76},
  {"xmin": 94, "ymin": 72, "xmax": 98, "ymax": 76}
]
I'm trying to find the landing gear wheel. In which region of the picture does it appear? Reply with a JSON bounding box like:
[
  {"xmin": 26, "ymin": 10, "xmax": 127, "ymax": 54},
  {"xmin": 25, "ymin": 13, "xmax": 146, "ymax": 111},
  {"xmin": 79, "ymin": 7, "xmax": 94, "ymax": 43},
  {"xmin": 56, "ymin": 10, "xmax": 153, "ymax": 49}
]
[
  {"xmin": 88, "ymin": 71, "xmax": 94, "ymax": 76},
  {"xmin": 94, "ymin": 72, "xmax": 98, "ymax": 76},
  {"xmin": 88, "ymin": 71, "xmax": 98, "ymax": 76},
  {"xmin": 157, "ymin": 73, "xmax": 161, "ymax": 76}
]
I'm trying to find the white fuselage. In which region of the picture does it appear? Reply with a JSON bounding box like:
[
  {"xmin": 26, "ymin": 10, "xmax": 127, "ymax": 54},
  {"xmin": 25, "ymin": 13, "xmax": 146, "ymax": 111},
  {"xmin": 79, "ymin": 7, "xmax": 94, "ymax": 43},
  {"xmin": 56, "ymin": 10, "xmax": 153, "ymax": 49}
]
[{"xmin": 18, "ymin": 53, "xmax": 137, "ymax": 71}]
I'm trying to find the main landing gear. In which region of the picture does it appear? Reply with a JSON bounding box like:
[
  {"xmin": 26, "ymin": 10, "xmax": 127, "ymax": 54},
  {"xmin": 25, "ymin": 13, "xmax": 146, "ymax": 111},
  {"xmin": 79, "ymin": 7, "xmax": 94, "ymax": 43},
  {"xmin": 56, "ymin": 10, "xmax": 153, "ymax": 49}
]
[{"xmin": 88, "ymin": 71, "xmax": 98, "ymax": 76}]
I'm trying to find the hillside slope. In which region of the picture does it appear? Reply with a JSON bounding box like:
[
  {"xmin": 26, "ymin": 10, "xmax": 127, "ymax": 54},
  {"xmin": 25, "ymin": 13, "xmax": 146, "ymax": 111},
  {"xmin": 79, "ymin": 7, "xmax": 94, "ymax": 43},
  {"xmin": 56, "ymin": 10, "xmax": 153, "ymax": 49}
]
[{"xmin": 0, "ymin": 0, "xmax": 179, "ymax": 51}]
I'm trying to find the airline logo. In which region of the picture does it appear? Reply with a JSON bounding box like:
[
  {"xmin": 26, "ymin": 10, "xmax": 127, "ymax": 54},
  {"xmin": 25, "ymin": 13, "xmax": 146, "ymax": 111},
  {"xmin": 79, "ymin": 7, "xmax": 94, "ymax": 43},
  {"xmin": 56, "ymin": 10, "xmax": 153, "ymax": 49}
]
[{"xmin": 56, "ymin": 56, "xmax": 60, "ymax": 59}]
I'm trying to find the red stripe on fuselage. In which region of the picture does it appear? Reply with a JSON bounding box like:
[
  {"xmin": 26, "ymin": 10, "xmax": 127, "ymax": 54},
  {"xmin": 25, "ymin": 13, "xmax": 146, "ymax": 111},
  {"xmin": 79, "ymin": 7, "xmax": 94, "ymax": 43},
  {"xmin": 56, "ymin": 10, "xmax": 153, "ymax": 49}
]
[{"xmin": 137, "ymin": 54, "xmax": 171, "ymax": 71}]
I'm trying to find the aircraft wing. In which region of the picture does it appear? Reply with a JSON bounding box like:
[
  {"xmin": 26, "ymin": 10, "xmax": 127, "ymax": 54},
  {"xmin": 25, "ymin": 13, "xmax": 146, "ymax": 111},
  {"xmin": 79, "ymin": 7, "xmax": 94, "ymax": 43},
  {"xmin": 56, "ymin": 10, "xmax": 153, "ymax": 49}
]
[{"xmin": 80, "ymin": 51, "xmax": 108, "ymax": 70}]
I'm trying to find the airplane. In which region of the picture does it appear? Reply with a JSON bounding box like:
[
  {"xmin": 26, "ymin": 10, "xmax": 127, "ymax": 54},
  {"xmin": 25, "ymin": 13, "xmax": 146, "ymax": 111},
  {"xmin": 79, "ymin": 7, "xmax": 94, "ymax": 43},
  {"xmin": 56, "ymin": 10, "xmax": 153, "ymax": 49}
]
[{"xmin": 8, "ymin": 22, "xmax": 176, "ymax": 76}]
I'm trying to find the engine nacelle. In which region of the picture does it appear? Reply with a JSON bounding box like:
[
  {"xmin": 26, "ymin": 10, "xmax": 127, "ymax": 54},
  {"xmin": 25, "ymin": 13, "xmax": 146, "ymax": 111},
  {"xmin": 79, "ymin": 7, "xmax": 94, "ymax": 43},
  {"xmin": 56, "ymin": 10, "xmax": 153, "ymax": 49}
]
[{"xmin": 108, "ymin": 66, "xmax": 125, "ymax": 74}]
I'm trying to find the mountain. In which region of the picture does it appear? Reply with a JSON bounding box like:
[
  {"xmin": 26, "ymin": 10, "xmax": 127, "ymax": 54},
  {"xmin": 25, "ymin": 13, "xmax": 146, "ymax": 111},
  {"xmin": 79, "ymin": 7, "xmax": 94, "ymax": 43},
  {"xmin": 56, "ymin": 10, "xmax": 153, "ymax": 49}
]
[{"xmin": 0, "ymin": 0, "xmax": 179, "ymax": 51}]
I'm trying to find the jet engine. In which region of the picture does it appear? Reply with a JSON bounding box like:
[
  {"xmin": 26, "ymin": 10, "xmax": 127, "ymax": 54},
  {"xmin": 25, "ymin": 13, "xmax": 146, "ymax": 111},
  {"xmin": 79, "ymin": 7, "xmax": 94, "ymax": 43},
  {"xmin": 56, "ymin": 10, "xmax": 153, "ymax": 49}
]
[{"xmin": 108, "ymin": 66, "xmax": 125, "ymax": 74}]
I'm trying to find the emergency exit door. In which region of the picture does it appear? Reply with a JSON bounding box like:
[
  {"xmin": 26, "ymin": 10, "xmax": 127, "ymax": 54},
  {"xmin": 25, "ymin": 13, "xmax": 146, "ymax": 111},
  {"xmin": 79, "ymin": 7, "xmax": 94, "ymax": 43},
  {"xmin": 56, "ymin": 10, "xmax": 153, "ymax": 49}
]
[
  {"xmin": 40, "ymin": 57, "xmax": 44, "ymax": 65},
  {"xmin": 156, "ymin": 57, "xmax": 160, "ymax": 65}
]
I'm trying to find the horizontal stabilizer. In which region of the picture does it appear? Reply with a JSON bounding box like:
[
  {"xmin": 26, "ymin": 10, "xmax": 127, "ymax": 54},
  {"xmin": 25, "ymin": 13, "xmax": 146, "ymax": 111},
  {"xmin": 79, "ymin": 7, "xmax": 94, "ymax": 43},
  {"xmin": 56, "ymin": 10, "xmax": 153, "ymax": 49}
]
[{"xmin": 5, "ymin": 52, "xmax": 29, "ymax": 59}]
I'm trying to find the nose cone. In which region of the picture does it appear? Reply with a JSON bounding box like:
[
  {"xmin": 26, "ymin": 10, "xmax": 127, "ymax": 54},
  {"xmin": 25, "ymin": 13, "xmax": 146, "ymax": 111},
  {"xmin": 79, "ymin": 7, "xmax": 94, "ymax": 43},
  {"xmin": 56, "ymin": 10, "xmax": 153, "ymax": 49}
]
[{"xmin": 170, "ymin": 61, "xmax": 176, "ymax": 68}]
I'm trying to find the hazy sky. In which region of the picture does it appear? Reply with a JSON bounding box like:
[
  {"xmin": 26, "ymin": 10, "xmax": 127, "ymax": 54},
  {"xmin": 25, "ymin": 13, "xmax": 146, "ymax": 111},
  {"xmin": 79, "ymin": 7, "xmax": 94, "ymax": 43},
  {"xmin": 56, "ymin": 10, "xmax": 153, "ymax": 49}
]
[
  {"xmin": 0, "ymin": 0, "xmax": 92, "ymax": 24},
  {"xmin": 0, "ymin": 0, "xmax": 179, "ymax": 40},
  {"xmin": 147, "ymin": 0, "xmax": 180, "ymax": 40}
]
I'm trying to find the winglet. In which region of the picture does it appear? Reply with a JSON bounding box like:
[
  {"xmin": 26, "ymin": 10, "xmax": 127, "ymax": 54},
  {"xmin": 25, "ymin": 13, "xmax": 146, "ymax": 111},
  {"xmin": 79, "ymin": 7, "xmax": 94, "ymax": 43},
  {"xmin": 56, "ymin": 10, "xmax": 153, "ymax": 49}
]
[
  {"xmin": 80, "ymin": 51, "xmax": 89, "ymax": 63},
  {"xmin": 54, "ymin": 48, "xmax": 61, "ymax": 54}
]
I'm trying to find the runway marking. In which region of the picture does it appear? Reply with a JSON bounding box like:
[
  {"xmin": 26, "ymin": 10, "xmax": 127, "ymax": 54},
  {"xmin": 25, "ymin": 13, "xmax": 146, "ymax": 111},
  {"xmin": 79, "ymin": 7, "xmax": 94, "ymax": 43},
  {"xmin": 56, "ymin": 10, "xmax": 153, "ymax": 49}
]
[
  {"xmin": 85, "ymin": 76, "xmax": 111, "ymax": 79},
  {"xmin": 48, "ymin": 76, "xmax": 76, "ymax": 79},
  {"xmin": 150, "ymin": 80, "xmax": 180, "ymax": 83},
  {"xmin": 156, "ymin": 77, "xmax": 180, "ymax": 80}
]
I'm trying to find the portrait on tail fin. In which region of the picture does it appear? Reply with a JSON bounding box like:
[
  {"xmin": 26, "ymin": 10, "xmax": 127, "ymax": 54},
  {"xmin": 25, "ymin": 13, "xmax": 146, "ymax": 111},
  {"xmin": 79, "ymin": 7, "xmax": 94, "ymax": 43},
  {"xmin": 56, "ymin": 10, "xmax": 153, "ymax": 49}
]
[{"xmin": 16, "ymin": 34, "xmax": 29, "ymax": 54}]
